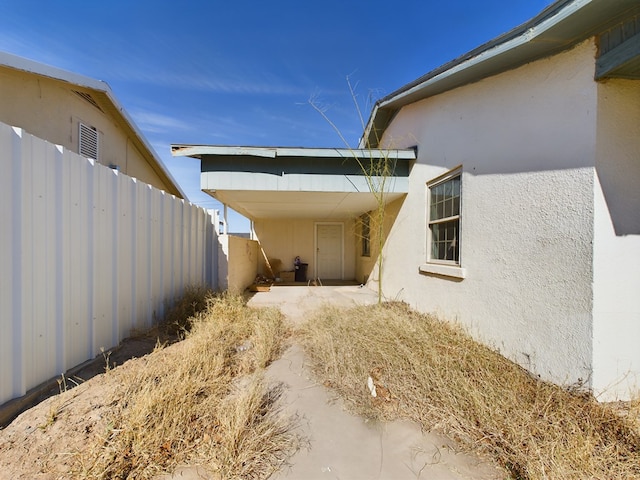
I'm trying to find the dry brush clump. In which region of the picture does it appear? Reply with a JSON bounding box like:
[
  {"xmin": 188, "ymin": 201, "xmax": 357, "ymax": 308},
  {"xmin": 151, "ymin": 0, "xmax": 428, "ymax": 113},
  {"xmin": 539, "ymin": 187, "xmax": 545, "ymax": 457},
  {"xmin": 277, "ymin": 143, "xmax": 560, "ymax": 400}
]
[
  {"xmin": 160, "ymin": 285, "xmax": 212, "ymax": 336},
  {"xmin": 299, "ymin": 302, "xmax": 640, "ymax": 480},
  {"xmin": 75, "ymin": 292, "xmax": 299, "ymax": 479}
]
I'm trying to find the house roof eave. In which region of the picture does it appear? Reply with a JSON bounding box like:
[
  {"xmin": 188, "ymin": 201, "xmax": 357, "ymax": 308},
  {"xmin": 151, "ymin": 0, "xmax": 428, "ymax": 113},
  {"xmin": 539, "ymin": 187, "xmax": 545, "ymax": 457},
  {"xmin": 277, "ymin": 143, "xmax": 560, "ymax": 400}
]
[
  {"xmin": 97, "ymin": 89, "xmax": 187, "ymax": 199},
  {"xmin": 363, "ymin": 0, "xmax": 640, "ymax": 147},
  {"xmin": 0, "ymin": 51, "xmax": 186, "ymax": 200}
]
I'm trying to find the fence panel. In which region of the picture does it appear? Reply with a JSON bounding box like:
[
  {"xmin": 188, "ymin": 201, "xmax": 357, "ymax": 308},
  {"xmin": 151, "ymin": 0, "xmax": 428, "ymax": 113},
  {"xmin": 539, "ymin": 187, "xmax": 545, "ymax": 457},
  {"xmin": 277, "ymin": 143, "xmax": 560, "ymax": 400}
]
[{"xmin": 0, "ymin": 122, "xmax": 217, "ymax": 406}]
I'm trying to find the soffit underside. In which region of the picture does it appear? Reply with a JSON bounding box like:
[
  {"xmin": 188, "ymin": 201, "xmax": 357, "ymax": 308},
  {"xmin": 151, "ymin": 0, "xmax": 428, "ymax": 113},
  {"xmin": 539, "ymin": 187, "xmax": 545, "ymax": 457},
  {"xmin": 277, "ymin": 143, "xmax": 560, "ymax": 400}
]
[
  {"xmin": 205, "ymin": 189, "xmax": 406, "ymax": 220},
  {"xmin": 171, "ymin": 146, "xmax": 415, "ymax": 218}
]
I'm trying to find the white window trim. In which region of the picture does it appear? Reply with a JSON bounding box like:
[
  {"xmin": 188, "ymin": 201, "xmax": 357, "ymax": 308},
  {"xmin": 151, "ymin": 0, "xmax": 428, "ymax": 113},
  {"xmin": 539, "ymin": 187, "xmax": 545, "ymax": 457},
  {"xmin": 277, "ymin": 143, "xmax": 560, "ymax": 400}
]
[
  {"xmin": 423, "ymin": 166, "xmax": 465, "ymax": 279},
  {"xmin": 419, "ymin": 263, "xmax": 467, "ymax": 279}
]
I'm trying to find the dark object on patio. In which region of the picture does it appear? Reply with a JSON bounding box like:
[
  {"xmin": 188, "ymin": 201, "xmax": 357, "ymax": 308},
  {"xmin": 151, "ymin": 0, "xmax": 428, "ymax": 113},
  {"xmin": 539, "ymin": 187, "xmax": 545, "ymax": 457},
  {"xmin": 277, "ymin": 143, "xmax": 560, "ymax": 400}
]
[{"xmin": 295, "ymin": 262, "xmax": 308, "ymax": 282}]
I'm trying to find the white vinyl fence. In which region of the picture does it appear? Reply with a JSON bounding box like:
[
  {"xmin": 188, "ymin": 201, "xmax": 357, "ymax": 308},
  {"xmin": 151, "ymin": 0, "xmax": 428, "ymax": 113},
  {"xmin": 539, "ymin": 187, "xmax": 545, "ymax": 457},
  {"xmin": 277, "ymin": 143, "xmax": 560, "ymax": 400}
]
[{"xmin": 0, "ymin": 123, "xmax": 218, "ymax": 405}]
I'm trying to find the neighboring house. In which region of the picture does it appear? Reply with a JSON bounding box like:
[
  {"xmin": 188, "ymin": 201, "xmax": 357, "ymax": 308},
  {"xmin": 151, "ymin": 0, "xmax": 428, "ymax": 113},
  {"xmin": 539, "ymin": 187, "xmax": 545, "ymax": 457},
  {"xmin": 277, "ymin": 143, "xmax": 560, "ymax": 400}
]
[
  {"xmin": 173, "ymin": 0, "xmax": 639, "ymax": 400},
  {"xmin": 0, "ymin": 51, "xmax": 184, "ymax": 198}
]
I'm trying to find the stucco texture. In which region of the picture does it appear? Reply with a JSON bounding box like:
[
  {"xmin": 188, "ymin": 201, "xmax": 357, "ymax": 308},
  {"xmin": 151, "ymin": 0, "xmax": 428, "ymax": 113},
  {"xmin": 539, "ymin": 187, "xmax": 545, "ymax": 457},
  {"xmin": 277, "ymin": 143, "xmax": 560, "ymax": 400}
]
[
  {"xmin": 377, "ymin": 40, "xmax": 603, "ymax": 391},
  {"xmin": 218, "ymin": 235, "xmax": 259, "ymax": 294}
]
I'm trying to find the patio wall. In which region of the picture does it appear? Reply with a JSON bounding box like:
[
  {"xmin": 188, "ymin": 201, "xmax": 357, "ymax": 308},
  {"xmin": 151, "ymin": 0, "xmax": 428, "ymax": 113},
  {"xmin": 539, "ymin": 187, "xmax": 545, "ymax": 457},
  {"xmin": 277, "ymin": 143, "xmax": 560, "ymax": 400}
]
[{"xmin": 217, "ymin": 235, "xmax": 259, "ymax": 293}]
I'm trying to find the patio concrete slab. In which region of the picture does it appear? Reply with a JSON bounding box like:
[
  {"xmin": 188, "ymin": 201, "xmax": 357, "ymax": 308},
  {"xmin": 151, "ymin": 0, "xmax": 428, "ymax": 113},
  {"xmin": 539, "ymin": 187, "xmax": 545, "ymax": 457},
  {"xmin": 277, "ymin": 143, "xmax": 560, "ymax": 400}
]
[{"xmin": 247, "ymin": 284, "xmax": 380, "ymax": 324}]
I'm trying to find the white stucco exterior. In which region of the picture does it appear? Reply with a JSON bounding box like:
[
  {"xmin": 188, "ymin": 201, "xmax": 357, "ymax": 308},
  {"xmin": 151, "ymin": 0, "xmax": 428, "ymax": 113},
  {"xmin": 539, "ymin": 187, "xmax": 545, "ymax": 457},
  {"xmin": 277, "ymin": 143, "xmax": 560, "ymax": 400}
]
[
  {"xmin": 592, "ymin": 78, "xmax": 640, "ymax": 399},
  {"xmin": 375, "ymin": 39, "xmax": 639, "ymax": 397}
]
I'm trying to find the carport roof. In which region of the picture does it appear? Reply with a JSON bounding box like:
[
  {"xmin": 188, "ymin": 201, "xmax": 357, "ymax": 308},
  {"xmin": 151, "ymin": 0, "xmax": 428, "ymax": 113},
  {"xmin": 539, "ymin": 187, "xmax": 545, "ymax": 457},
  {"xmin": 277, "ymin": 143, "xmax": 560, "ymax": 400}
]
[
  {"xmin": 171, "ymin": 145, "xmax": 416, "ymax": 161},
  {"xmin": 171, "ymin": 145, "xmax": 416, "ymax": 220}
]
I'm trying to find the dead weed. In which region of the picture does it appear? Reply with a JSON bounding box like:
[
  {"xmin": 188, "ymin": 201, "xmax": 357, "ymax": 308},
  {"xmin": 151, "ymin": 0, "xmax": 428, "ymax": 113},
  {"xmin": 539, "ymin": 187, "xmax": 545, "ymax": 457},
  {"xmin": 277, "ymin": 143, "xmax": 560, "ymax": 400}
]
[
  {"xmin": 299, "ymin": 302, "xmax": 640, "ymax": 480},
  {"xmin": 74, "ymin": 292, "xmax": 299, "ymax": 479}
]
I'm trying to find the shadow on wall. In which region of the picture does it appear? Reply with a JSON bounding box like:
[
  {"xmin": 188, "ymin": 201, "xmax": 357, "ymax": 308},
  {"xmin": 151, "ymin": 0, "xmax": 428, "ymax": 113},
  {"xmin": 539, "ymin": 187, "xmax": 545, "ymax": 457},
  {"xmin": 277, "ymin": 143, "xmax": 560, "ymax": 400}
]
[
  {"xmin": 596, "ymin": 80, "xmax": 640, "ymax": 236},
  {"xmin": 356, "ymin": 195, "xmax": 407, "ymax": 289},
  {"xmin": 597, "ymin": 165, "xmax": 640, "ymax": 236}
]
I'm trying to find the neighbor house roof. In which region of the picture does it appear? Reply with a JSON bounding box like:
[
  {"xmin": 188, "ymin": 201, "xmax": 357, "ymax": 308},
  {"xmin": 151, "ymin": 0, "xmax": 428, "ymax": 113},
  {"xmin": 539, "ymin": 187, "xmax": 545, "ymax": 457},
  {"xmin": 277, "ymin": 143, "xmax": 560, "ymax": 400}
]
[
  {"xmin": 0, "ymin": 51, "xmax": 186, "ymax": 199},
  {"xmin": 362, "ymin": 0, "xmax": 640, "ymax": 148}
]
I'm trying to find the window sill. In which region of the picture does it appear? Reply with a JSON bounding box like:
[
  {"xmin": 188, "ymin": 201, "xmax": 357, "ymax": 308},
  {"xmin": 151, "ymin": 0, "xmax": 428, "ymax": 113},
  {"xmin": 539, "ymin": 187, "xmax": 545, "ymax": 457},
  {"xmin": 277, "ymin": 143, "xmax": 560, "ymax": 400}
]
[{"xmin": 419, "ymin": 263, "xmax": 466, "ymax": 279}]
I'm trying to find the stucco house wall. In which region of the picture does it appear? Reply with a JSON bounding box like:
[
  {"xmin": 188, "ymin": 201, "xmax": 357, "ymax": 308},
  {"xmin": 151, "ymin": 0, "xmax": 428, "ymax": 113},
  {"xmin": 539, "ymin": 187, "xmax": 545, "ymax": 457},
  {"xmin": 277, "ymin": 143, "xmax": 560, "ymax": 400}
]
[
  {"xmin": 592, "ymin": 78, "xmax": 640, "ymax": 398},
  {"xmin": 0, "ymin": 65, "xmax": 171, "ymax": 194},
  {"xmin": 254, "ymin": 218, "xmax": 357, "ymax": 281},
  {"xmin": 377, "ymin": 40, "xmax": 600, "ymax": 390}
]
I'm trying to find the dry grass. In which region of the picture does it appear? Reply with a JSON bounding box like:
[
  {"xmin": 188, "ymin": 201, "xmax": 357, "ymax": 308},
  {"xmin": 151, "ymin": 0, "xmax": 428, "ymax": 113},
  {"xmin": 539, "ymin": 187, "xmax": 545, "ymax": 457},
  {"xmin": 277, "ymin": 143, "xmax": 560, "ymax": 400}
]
[
  {"xmin": 160, "ymin": 285, "xmax": 212, "ymax": 336},
  {"xmin": 75, "ymin": 291, "xmax": 299, "ymax": 479},
  {"xmin": 299, "ymin": 302, "xmax": 640, "ymax": 480}
]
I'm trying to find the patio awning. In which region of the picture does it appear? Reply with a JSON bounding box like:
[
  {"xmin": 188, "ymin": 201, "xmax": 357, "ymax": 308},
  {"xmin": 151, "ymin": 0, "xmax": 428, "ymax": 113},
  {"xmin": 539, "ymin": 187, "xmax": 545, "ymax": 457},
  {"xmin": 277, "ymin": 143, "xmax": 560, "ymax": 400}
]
[{"xmin": 171, "ymin": 145, "xmax": 416, "ymax": 220}]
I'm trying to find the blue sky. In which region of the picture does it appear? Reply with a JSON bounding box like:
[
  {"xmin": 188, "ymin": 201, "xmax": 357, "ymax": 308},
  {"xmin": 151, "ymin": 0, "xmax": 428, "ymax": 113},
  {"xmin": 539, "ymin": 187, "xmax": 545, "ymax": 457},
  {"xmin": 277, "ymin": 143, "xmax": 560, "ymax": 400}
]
[{"xmin": 0, "ymin": 0, "xmax": 553, "ymax": 231}]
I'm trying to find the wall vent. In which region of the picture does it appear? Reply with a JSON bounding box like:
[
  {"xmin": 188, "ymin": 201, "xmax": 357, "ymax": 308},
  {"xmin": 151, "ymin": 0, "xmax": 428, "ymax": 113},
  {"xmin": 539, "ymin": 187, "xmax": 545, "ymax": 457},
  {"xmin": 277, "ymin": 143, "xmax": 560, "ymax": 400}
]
[
  {"xmin": 73, "ymin": 90, "xmax": 104, "ymax": 112},
  {"xmin": 79, "ymin": 123, "xmax": 99, "ymax": 160}
]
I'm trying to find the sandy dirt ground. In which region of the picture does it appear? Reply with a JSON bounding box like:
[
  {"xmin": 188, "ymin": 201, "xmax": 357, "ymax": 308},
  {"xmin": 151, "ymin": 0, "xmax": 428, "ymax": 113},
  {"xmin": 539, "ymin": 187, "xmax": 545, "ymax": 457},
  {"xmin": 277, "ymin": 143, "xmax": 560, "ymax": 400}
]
[{"xmin": 0, "ymin": 335, "xmax": 161, "ymax": 479}]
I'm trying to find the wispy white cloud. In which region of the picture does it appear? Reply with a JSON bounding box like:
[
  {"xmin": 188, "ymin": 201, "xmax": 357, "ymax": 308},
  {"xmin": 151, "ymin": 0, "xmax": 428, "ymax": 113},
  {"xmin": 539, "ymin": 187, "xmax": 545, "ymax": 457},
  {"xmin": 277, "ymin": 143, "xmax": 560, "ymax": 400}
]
[
  {"xmin": 0, "ymin": 22, "xmax": 303, "ymax": 98},
  {"xmin": 130, "ymin": 110, "xmax": 192, "ymax": 134},
  {"xmin": 141, "ymin": 108, "xmax": 264, "ymax": 146},
  {"xmin": 0, "ymin": 31, "xmax": 78, "ymax": 71},
  {"xmin": 116, "ymin": 68, "xmax": 308, "ymax": 96}
]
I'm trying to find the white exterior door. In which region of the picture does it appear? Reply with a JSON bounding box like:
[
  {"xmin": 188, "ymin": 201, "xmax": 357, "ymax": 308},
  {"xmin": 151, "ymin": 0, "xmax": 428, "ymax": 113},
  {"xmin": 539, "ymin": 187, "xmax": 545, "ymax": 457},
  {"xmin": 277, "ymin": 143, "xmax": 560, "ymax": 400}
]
[{"xmin": 316, "ymin": 223, "xmax": 343, "ymax": 280}]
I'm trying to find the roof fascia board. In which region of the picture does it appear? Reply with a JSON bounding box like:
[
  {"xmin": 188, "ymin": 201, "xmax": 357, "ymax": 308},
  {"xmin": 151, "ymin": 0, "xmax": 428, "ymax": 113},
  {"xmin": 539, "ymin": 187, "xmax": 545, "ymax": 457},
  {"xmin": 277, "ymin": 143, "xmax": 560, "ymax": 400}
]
[
  {"xmin": 0, "ymin": 50, "xmax": 108, "ymax": 92},
  {"xmin": 171, "ymin": 145, "xmax": 416, "ymax": 160},
  {"xmin": 595, "ymin": 31, "xmax": 640, "ymax": 79},
  {"xmin": 360, "ymin": 105, "xmax": 379, "ymax": 149},
  {"xmin": 173, "ymin": 145, "xmax": 277, "ymax": 158}
]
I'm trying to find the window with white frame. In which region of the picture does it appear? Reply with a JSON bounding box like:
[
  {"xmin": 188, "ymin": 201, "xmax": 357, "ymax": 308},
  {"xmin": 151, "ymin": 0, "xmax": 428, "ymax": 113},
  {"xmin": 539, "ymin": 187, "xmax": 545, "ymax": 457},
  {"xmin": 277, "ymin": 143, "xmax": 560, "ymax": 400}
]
[{"xmin": 428, "ymin": 169, "xmax": 461, "ymax": 264}]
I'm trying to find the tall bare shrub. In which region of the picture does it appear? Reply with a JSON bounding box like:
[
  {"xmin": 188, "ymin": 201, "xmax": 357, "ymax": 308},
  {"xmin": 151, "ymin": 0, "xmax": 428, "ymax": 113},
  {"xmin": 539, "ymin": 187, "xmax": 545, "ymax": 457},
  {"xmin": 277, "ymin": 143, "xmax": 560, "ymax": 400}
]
[{"xmin": 310, "ymin": 78, "xmax": 398, "ymax": 303}]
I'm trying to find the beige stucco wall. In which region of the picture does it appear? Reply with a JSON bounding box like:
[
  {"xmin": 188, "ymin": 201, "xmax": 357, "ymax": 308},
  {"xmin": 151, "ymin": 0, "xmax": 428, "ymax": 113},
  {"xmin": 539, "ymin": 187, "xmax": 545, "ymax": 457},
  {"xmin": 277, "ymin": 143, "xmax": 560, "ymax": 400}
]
[
  {"xmin": 218, "ymin": 235, "xmax": 259, "ymax": 293},
  {"xmin": 592, "ymin": 78, "xmax": 640, "ymax": 399},
  {"xmin": 377, "ymin": 40, "xmax": 599, "ymax": 390},
  {"xmin": 0, "ymin": 67, "xmax": 169, "ymax": 192},
  {"xmin": 254, "ymin": 218, "xmax": 356, "ymax": 281}
]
